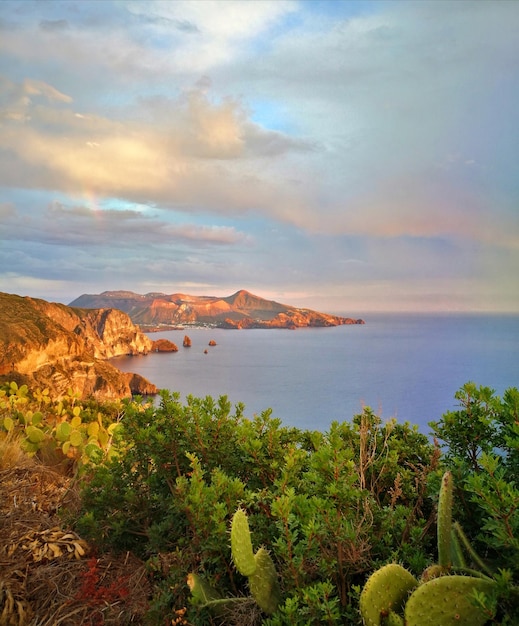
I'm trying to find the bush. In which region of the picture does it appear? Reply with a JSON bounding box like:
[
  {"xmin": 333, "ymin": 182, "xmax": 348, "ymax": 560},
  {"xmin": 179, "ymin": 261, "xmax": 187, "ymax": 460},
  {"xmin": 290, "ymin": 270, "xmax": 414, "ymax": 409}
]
[
  {"xmin": 78, "ymin": 391, "xmax": 438, "ymax": 623},
  {"xmin": 6, "ymin": 379, "xmax": 516, "ymax": 624}
]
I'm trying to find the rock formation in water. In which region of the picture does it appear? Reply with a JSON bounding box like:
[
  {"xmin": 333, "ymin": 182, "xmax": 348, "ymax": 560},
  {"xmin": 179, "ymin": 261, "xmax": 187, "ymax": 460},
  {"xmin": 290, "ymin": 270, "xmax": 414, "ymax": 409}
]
[
  {"xmin": 0, "ymin": 292, "xmax": 157, "ymax": 400},
  {"xmin": 70, "ymin": 289, "xmax": 365, "ymax": 329},
  {"xmin": 153, "ymin": 339, "xmax": 179, "ymax": 352}
]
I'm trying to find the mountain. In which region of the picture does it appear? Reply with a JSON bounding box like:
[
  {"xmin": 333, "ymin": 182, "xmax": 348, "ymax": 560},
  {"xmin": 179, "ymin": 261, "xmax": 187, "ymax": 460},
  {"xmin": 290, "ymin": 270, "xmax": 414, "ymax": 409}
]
[
  {"xmin": 69, "ymin": 289, "xmax": 364, "ymax": 329},
  {"xmin": 0, "ymin": 292, "xmax": 157, "ymax": 400}
]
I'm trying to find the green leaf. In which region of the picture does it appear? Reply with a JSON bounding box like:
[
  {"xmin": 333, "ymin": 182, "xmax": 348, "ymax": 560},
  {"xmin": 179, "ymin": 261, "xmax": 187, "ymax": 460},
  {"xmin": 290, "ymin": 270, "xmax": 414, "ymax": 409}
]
[
  {"xmin": 21, "ymin": 440, "xmax": 40, "ymax": 454},
  {"xmin": 31, "ymin": 411, "xmax": 43, "ymax": 426},
  {"xmin": 84, "ymin": 442, "xmax": 102, "ymax": 462},
  {"xmin": 69, "ymin": 430, "xmax": 83, "ymax": 447},
  {"xmin": 87, "ymin": 422, "xmax": 100, "ymax": 437},
  {"xmin": 56, "ymin": 421, "xmax": 72, "ymax": 442},
  {"xmin": 26, "ymin": 425, "xmax": 46, "ymax": 444},
  {"xmin": 107, "ymin": 423, "xmax": 122, "ymax": 436}
]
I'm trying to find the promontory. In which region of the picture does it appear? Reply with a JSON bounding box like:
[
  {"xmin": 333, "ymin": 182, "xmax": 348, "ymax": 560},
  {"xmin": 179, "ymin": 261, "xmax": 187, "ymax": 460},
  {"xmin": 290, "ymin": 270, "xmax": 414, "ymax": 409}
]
[
  {"xmin": 69, "ymin": 289, "xmax": 365, "ymax": 330},
  {"xmin": 0, "ymin": 292, "xmax": 157, "ymax": 400}
]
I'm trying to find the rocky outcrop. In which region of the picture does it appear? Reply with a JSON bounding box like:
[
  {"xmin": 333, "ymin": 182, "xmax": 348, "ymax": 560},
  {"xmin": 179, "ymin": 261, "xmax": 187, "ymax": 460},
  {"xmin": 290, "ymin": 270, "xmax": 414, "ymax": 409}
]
[
  {"xmin": 124, "ymin": 372, "xmax": 159, "ymax": 395},
  {"xmin": 220, "ymin": 312, "xmax": 364, "ymax": 329},
  {"xmin": 70, "ymin": 289, "xmax": 365, "ymax": 329},
  {"xmin": 0, "ymin": 292, "xmax": 157, "ymax": 400},
  {"xmin": 183, "ymin": 335, "xmax": 192, "ymax": 347},
  {"xmin": 152, "ymin": 339, "xmax": 179, "ymax": 352}
]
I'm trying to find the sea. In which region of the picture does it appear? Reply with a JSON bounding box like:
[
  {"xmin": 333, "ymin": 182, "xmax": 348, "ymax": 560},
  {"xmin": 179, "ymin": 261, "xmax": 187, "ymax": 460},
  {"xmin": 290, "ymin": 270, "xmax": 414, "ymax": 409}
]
[{"xmin": 110, "ymin": 313, "xmax": 519, "ymax": 435}]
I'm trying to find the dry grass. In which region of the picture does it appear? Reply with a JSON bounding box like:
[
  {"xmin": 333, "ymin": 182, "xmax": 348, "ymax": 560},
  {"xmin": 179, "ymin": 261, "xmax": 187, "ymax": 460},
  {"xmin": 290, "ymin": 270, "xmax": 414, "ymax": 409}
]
[
  {"xmin": 0, "ymin": 430, "xmax": 34, "ymax": 471},
  {"xmin": 0, "ymin": 439, "xmax": 152, "ymax": 625}
]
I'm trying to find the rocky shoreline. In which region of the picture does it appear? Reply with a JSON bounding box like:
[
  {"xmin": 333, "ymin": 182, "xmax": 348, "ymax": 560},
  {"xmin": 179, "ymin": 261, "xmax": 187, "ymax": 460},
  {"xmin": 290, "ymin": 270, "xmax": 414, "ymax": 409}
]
[
  {"xmin": 1, "ymin": 290, "xmax": 365, "ymax": 401},
  {"xmin": 0, "ymin": 292, "xmax": 157, "ymax": 400}
]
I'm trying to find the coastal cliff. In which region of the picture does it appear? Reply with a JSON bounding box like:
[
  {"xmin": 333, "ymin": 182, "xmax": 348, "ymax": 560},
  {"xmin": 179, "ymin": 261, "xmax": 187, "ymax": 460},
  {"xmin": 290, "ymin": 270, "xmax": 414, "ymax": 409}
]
[
  {"xmin": 0, "ymin": 292, "xmax": 157, "ymax": 400},
  {"xmin": 70, "ymin": 289, "xmax": 365, "ymax": 330}
]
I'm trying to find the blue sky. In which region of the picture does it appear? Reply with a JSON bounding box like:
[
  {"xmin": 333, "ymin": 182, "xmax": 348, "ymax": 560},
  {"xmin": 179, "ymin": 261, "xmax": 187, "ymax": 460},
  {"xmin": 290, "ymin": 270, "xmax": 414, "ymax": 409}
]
[{"xmin": 1, "ymin": 0, "xmax": 518, "ymax": 312}]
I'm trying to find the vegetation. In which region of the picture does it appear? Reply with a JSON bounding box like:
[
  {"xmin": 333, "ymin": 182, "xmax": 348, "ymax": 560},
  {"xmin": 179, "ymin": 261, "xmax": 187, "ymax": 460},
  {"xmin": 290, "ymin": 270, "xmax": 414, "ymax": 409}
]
[{"xmin": 0, "ymin": 380, "xmax": 517, "ymax": 625}]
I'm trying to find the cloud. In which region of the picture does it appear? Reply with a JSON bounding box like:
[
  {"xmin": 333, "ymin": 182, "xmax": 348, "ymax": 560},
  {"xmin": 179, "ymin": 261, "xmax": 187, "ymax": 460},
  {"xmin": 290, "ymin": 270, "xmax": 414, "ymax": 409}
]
[
  {"xmin": 39, "ymin": 18, "xmax": 69, "ymax": 32},
  {"xmin": 0, "ymin": 198, "xmax": 249, "ymax": 248},
  {"xmin": 22, "ymin": 78, "xmax": 73, "ymax": 103},
  {"xmin": 125, "ymin": 0, "xmax": 298, "ymax": 71},
  {"xmin": 0, "ymin": 77, "xmax": 316, "ymax": 221},
  {"xmin": 210, "ymin": 0, "xmax": 519, "ymax": 242},
  {"xmin": 0, "ymin": 0, "xmax": 517, "ymax": 311},
  {"xmin": 0, "ymin": 202, "xmax": 16, "ymax": 219}
]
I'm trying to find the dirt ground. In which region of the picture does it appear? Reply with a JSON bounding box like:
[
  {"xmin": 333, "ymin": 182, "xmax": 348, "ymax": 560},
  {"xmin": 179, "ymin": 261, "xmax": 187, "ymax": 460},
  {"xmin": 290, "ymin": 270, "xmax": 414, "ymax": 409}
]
[{"xmin": 0, "ymin": 459, "xmax": 151, "ymax": 625}]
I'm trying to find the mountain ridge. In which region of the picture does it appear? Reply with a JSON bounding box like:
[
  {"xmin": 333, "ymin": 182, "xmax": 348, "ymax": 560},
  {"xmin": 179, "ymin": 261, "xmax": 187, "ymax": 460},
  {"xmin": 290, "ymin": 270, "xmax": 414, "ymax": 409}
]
[{"xmin": 69, "ymin": 289, "xmax": 364, "ymax": 329}]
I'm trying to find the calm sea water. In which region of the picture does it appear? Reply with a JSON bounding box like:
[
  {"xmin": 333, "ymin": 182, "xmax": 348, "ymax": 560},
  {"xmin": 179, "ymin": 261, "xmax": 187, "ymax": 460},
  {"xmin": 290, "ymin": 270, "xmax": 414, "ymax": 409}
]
[{"xmin": 111, "ymin": 314, "xmax": 519, "ymax": 434}]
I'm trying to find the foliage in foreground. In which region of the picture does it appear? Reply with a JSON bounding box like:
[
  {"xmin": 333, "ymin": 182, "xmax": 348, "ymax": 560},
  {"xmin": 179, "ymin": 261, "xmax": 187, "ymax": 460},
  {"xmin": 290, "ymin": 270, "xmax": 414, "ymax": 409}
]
[
  {"xmin": 1, "ymin": 381, "xmax": 518, "ymax": 625},
  {"xmin": 360, "ymin": 470, "xmax": 519, "ymax": 626}
]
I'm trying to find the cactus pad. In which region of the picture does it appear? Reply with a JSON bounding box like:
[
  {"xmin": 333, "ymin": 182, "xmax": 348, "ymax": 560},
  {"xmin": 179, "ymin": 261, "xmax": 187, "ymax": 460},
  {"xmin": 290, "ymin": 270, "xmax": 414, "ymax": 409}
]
[
  {"xmin": 437, "ymin": 471, "xmax": 453, "ymax": 568},
  {"xmin": 385, "ymin": 610, "xmax": 405, "ymax": 626},
  {"xmin": 187, "ymin": 573, "xmax": 222, "ymax": 605},
  {"xmin": 248, "ymin": 547, "xmax": 281, "ymax": 615},
  {"xmin": 420, "ymin": 564, "xmax": 447, "ymax": 583},
  {"xmin": 231, "ymin": 508, "xmax": 256, "ymax": 576},
  {"xmin": 359, "ymin": 563, "xmax": 418, "ymax": 626},
  {"xmin": 405, "ymin": 575, "xmax": 496, "ymax": 626}
]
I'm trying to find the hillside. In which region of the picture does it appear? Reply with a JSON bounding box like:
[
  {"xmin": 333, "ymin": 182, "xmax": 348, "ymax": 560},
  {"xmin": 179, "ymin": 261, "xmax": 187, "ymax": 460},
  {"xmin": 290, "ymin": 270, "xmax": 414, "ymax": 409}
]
[
  {"xmin": 0, "ymin": 292, "xmax": 157, "ymax": 400},
  {"xmin": 70, "ymin": 289, "xmax": 364, "ymax": 329}
]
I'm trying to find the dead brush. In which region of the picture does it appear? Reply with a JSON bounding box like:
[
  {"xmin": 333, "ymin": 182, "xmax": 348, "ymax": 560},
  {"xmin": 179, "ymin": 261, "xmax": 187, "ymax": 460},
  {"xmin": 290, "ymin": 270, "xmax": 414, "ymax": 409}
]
[
  {"xmin": 0, "ymin": 429, "xmax": 33, "ymax": 471},
  {"xmin": 1, "ymin": 457, "xmax": 151, "ymax": 625}
]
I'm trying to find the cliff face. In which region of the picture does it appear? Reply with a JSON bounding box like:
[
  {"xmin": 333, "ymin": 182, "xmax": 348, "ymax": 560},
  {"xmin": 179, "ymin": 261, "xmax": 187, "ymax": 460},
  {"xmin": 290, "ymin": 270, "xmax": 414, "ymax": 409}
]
[
  {"xmin": 70, "ymin": 289, "xmax": 365, "ymax": 329},
  {"xmin": 0, "ymin": 292, "xmax": 157, "ymax": 400}
]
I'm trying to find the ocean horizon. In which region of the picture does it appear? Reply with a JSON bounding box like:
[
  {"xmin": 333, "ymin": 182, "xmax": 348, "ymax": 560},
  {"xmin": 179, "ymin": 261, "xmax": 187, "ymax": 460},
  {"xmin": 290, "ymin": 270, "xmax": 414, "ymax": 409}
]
[{"xmin": 111, "ymin": 312, "xmax": 519, "ymax": 434}]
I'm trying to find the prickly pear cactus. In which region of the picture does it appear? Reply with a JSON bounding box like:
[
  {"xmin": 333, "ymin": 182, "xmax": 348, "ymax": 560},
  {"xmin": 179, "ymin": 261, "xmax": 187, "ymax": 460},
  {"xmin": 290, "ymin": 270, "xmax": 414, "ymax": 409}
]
[
  {"xmin": 385, "ymin": 610, "xmax": 405, "ymax": 626},
  {"xmin": 187, "ymin": 573, "xmax": 222, "ymax": 604},
  {"xmin": 359, "ymin": 471, "xmax": 502, "ymax": 626},
  {"xmin": 359, "ymin": 563, "xmax": 417, "ymax": 626},
  {"xmin": 437, "ymin": 471, "xmax": 453, "ymax": 569},
  {"xmin": 231, "ymin": 508, "xmax": 256, "ymax": 577},
  {"xmin": 189, "ymin": 509, "xmax": 281, "ymax": 617},
  {"xmin": 420, "ymin": 564, "xmax": 446, "ymax": 583},
  {"xmin": 404, "ymin": 575, "xmax": 496, "ymax": 626},
  {"xmin": 248, "ymin": 547, "xmax": 281, "ymax": 615}
]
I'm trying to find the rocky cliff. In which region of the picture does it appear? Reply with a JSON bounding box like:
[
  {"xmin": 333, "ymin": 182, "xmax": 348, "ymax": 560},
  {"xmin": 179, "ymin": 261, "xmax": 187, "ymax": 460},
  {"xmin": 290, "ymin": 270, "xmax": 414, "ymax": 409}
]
[
  {"xmin": 0, "ymin": 292, "xmax": 157, "ymax": 400},
  {"xmin": 70, "ymin": 289, "xmax": 365, "ymax": 329}
]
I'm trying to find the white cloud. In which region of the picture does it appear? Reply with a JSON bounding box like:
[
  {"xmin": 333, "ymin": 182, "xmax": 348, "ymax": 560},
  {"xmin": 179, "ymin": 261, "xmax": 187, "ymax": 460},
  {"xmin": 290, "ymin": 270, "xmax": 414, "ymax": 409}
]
[
  {"xmin": 0, "ymin": 0, "xmax": 518, "ymax": 311},
  {"xmin": 22, "ymin": 78, "xmax": 72, "ymax": 103}
]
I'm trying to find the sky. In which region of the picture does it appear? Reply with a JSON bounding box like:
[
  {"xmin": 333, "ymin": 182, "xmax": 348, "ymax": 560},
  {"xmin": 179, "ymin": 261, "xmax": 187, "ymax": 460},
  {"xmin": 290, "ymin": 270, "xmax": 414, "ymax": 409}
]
[{"xmin": 1, "ymin": 0, "xmax": 518, "ymax": 314}]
